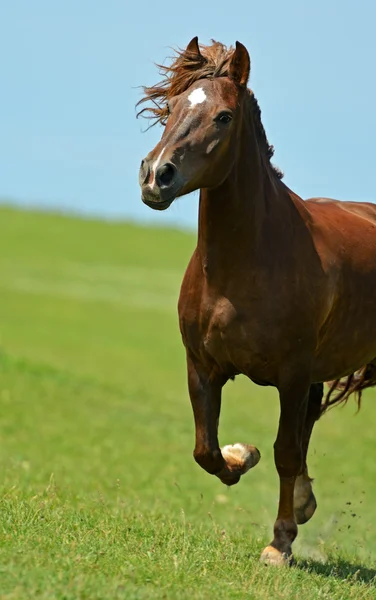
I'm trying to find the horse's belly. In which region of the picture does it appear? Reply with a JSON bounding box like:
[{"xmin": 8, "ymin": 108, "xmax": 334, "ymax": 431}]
[{"xmin": 313, "ymin": 302, "xmax": 376, "ymax": 381}]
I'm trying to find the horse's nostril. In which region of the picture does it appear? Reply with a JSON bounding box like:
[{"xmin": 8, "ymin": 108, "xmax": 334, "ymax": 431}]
[
  {"xmin": 139, "ymin": 158, "xmax": 151, "ymax": 185},
  {"xmin": 156, "ymin": 163, "xmax": 176, "ymax": 188}
]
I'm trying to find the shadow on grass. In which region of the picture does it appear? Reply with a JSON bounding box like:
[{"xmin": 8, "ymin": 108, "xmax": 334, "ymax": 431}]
[{"xmin": 298, "ymin": 557, "xmax": 376, "ymax": 585}]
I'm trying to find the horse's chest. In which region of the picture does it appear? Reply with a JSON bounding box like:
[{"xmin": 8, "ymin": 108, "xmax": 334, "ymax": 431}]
[
  {"xmin": 205, "ymin": 299, "xmax": 251, "ymax": 355},
  {"xmin": 184, "ymin": 295, "xmax": 261, "ymax": 373},
  {"xmin": 205, "ymin": 297, "xmax": 240, "ymax": 343}
]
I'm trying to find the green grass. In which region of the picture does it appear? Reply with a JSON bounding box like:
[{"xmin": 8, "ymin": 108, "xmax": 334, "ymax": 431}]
[{"xmin": 0, "ymin": 205, "xmax": 375, "ymax": 599}]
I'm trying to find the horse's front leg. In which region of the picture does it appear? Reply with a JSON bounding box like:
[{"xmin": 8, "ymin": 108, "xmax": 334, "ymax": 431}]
[
  {"xmin": 261, "ymin": 372, "xmax": 311, "ymax": 566},
  {"xmin": 187, "ymin": 351, "xmax": 260, "ymax": 486}
]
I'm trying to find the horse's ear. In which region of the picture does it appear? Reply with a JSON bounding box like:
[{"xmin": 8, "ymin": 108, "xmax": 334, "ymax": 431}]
[
  {"xmin": 185, "ymin": 36, "xmax": 202, "ymax": 60},
  {"xmin": 229, "ymin": 41, "xmax": 250, "ymax": 86}
]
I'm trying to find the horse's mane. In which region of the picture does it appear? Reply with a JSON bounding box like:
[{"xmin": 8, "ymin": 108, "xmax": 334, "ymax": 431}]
[{"xmin": 137, "ymin": 40, "xmax": 283, "ymax": 180}]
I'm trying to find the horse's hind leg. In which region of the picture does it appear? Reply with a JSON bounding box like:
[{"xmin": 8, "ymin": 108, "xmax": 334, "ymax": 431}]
[
  {"xmin": 294, "ymin": 382, "xmax": 323, "ymax": 525},
  {"xmin": 260, "ymin": 371, "xmax": 311, "ymax": 566},
  {"xmin": 186, "ymin": 351, "xmax": 260, "ymax": 486}
]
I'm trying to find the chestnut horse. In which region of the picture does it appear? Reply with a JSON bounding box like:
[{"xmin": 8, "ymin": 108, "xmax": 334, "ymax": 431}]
[{"xmin": 137, "ymin": 38, "xmax": 376, "ymax": 565}]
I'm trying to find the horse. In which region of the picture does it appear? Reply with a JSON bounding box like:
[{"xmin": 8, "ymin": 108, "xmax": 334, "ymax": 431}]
[{"xmin": 137, "ymin": 37, "xmax": 376, "ymax": 566}]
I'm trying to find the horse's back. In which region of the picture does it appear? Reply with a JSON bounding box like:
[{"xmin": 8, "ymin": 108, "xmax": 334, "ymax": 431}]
[
  {"xmin": 303, "ymin": 197, "xmax": 376, "ymax": 264},
  {"xmin": 306, "ymin": 197, "xmax": 376, "ymax": 226}
]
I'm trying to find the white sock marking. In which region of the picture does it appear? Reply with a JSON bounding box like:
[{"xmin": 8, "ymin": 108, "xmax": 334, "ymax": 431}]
[{"xmin": 222, "ymin": 443, "xmax": 249, "ymax": 462}]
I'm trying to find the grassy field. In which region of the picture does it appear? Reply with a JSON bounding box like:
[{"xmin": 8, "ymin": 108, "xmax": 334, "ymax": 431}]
[{"xmin": 0, "ymin": 206, "xmax": 376, "ymax": 599}]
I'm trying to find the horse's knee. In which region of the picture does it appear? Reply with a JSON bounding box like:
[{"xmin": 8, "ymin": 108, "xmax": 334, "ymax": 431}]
[{"xmin": 193, "ymin": 447, "xmax": 224, "ymax": 475}]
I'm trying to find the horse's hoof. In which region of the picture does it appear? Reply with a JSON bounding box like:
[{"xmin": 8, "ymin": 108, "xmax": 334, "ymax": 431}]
[
  {"xmin": 221, "ymin": 443, "xmax": 261, "ymax": 475},
  {"xmin": 294, "ymin": 474, "xmax": 317, "ymax": 525},
  {"xmin": 218, "ymin": 472, "xmax": 241, "ymax": 486},
  {"xmin": 294, "ymin": 490, "xmax": 317, "ymax": 525},
  {"xmin": 260, "ymin": 545, "xmax": 293, "ymax": 567}
]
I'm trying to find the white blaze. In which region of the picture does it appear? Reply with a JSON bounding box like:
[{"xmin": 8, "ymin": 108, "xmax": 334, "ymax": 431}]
[
  {"xmin": 188, "ymin": 87, "xmax": 206, "ymax": 107},
  {"xmin": 150, "ymin": 146, "xmax": 165, "ymax": 188}
]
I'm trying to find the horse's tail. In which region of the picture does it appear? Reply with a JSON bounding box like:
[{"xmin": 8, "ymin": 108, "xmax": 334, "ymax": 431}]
[{"xmin": 321, "ymin": 361, "xmax": 376, "ymax": 416}]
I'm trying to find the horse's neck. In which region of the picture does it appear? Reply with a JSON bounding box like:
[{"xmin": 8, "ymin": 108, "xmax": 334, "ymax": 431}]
[{"xmin": 197, "ymin": 146, "xmax": 290, "ymax": 280}]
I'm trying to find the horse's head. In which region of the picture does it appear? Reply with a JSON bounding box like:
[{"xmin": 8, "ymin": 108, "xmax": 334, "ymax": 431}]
[{"xmin": 138, "ymin": 38, "xmax": 251, "ymax": 210}]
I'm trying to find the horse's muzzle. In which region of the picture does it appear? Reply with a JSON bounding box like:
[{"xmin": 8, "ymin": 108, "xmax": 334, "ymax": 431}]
[
  {"xmin": 142, "ymin": 196, "xmax": 174, "ymax": 211},
  {"xmin": 139, "ymin": 158, "xmax": 184, "ymax": 210}
]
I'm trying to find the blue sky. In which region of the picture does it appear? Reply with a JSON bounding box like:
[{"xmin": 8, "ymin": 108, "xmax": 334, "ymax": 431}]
[{"xmin": 1, "ymin": 0, "xmax": 375, "ymax": 229}]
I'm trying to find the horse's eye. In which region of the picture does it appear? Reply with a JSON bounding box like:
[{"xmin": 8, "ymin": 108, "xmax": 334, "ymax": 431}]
[{"xmin": 216, "ymin": 112, "xmax": 232, "ymax": 125}]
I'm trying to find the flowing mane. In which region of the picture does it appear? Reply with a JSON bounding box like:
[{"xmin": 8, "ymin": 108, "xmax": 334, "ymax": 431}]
[{"xmin": 137, "ymin": 40, "xmax": 283, "ymax": 179}]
